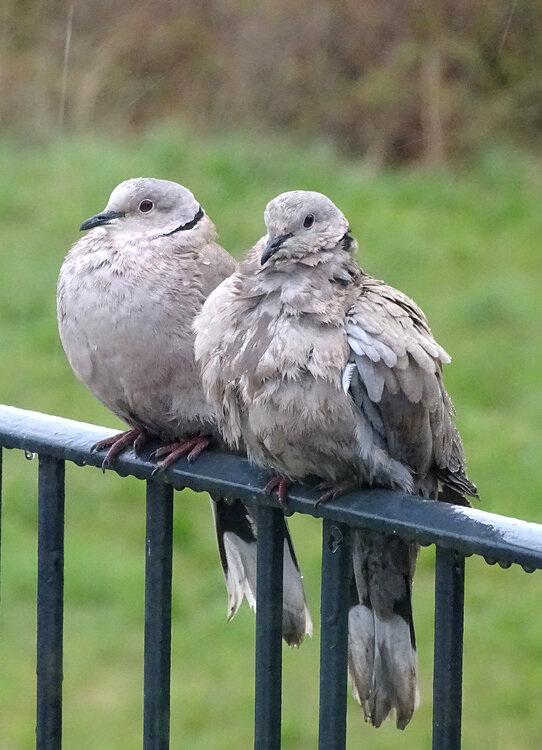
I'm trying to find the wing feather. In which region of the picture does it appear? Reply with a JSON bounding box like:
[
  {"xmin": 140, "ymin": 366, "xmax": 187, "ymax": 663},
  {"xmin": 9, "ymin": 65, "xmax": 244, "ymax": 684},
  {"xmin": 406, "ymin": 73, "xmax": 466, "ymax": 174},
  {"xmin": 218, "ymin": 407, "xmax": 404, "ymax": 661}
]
[{"xmin": 345, "ymin": 276, "xmax": 476, "ymax": 501}]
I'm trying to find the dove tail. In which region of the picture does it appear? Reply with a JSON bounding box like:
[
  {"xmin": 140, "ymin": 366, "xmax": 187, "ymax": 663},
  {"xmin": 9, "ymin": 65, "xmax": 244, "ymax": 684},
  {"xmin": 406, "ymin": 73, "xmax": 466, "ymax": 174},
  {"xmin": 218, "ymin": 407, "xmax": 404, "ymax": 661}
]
[
  {"xmin": 348, "ymin": 529, "xmax": 419, "ymax": 729},
  {"xmin": 211, "ymin": 495, "xmax": 312, "ymax": 647}
]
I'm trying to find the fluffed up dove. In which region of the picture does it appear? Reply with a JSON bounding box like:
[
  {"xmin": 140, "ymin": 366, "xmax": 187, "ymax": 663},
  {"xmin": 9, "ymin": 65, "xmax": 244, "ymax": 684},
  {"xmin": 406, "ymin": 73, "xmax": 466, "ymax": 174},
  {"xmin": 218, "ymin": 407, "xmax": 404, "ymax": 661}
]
[{"xmin": 194, "ymin": 189, "xmax": 477, "ymax": 728}]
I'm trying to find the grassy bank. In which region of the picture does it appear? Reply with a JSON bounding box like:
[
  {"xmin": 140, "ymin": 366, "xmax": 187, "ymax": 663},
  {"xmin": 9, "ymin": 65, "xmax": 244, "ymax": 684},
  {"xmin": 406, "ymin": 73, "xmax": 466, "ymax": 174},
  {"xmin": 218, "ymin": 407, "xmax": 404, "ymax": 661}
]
[{"xmin": 1, "ymin": 129, "xmax": 541, "ymax": 749}]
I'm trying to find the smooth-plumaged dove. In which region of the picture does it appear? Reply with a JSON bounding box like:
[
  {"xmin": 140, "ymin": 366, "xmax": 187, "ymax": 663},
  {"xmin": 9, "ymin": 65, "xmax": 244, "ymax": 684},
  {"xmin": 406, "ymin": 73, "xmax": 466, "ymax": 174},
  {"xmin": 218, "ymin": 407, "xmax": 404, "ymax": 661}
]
[
  {"xmin": 194, "ymin": 189, "xmax": 477, "ymax": 728},
  {"xmin": 57, "ymin": 178, "xmax": 312, "ymax": 646}
]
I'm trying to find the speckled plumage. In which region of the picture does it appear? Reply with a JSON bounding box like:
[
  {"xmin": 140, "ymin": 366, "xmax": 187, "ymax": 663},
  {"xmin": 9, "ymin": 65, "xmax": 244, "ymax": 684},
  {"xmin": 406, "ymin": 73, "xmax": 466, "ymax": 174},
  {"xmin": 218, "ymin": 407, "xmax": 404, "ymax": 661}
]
[{"xmin": 195, "ymin": 189, "xmax": 477, "ymax": 728}]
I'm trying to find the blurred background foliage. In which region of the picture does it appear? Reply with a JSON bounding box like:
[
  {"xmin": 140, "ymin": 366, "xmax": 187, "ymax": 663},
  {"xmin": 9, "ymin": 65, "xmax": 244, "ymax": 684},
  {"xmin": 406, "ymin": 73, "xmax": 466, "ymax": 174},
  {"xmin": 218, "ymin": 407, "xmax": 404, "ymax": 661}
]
[
  {"xmin": 2, "ymin": 0, "xmax": 542, "ymax": 166},
  {"xmin": 1, "ymin": 2, "xmax": 542, "ymax": 749}
]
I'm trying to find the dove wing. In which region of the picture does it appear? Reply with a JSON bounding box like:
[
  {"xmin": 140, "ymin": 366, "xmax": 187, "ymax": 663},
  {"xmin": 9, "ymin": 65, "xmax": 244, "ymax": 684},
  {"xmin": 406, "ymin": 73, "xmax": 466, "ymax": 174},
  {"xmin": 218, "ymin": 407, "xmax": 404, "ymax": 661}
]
[{"xmin": 346, "ymin": 276, "xmax": 476, "ymax": 502}]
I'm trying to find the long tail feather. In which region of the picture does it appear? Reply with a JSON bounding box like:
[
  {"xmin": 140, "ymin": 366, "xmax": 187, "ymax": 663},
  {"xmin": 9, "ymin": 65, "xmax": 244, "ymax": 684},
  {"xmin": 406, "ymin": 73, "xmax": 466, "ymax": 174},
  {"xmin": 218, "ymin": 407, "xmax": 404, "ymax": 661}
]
[
  {"xmin": 349, "ymin": 529, "xmax": 419, "ymax": 729},
  {"xmin": 211, "ymin": 495, "xmax": 312, "ymax": 646}
]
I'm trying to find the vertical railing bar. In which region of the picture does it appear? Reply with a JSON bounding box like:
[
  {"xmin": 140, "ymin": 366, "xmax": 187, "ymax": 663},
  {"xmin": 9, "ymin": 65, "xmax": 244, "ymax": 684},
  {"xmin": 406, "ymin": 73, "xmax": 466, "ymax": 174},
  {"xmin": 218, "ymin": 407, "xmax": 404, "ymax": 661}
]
[
  {"xmin": 143, "ymin": 479, "xmax": 174, "ymax": 750},
  {"xmin": 254, "ymin": 504, "xmax": 284, "ymax": 750},
  {"xmin": 36, "ymin": 455, "xmax": 65, "ymax": 750},
  {"xmin": 318, "ymin": 520, "xmax": 350, "ymax": 750},
  {"xmin": 432, "ymin": 545, "xmax": 465, "ymax": 750}
]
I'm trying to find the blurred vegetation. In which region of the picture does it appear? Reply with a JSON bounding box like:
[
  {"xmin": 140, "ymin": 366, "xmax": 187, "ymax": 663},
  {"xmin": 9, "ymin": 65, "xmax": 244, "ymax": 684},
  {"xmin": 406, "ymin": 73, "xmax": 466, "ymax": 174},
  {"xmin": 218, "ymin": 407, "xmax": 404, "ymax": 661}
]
[
  {"xmin": 1, "ymin": 128, "xmax": 542, "ymax": 747},
  {"xmin": 1, "ymin": 1, "xmax": 542, "ymax": 746},
  {"xmin": 2, "ymin": 1, "xmax": 542, "ymax": 165}
]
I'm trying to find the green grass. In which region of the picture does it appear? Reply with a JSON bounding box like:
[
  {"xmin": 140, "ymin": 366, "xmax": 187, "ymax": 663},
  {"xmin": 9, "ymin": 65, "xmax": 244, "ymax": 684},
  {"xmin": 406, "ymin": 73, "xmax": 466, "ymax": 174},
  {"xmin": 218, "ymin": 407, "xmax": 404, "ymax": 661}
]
[{"xmin": 1, "ymin": 128, "xmax": 542, "ymax": 748}]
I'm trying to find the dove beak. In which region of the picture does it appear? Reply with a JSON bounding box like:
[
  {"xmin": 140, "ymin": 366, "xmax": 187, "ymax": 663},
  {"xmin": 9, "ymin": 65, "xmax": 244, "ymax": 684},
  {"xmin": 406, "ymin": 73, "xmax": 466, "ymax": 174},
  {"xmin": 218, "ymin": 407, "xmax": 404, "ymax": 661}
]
[
  {"xmin": 79, "ymin": 210, "xmax": 125, "ymax": 231},
  {"xmin": 261, "ymin": 233, "xmax": 293, "ymax": 265}
]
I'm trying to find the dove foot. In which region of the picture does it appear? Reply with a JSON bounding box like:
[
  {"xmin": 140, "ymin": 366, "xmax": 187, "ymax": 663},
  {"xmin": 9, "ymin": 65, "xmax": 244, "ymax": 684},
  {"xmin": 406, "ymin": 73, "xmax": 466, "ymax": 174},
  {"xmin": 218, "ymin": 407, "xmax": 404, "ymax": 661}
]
[
  {"xmin": 316, "ymin": 479, "xmax": 357, "ymax": 506},
  {"xmin": 264, "ymin": 475, "xmax": 292, "ymax": 509},
  {"xmin": 152, "ymin": 434, "xmax": 212, "ymax": 472},
  {"xmin": 92, "ymin": 428, "xmax": 150, "ymax": 472}
]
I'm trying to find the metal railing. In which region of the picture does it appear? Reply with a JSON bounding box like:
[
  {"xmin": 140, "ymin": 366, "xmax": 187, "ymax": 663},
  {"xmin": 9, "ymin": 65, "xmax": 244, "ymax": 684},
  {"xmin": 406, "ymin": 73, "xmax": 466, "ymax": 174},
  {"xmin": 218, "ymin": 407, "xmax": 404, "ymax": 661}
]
[{"xmin": 1, "ymin": 404, "xmax": 542, "ymax": 750}]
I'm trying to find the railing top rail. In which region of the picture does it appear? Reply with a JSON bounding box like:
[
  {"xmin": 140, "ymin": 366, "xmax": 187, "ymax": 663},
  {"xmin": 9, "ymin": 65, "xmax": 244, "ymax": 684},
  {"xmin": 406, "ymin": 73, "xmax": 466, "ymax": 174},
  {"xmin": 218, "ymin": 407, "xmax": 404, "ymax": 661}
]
[{"xmin": 1, "ymin": 403, "xmax": 541, "ymax": 571}]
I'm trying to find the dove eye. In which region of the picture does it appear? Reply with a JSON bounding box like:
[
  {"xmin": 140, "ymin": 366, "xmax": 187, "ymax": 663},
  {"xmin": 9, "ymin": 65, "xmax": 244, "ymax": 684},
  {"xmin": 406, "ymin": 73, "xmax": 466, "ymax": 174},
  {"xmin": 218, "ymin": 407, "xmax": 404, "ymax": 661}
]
[
  {"xmin": 303, "ymin": 213, "xmax": 315, "ymax": 229},
  {"xmin": 138, "ymin": 200, "xmax": 154, "ymax": 213}
]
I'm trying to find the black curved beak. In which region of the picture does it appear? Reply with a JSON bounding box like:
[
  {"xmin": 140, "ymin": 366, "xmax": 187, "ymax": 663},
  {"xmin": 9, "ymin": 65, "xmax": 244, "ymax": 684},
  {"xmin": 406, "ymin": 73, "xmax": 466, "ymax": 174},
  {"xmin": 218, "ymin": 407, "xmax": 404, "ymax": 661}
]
[
  {"xmin": 260, "ymin": 233, "xmax": 293, "ymax": 265},
  {"xmin": 79, "ymin": 210, "xmax": 125, "ymax": 231}
]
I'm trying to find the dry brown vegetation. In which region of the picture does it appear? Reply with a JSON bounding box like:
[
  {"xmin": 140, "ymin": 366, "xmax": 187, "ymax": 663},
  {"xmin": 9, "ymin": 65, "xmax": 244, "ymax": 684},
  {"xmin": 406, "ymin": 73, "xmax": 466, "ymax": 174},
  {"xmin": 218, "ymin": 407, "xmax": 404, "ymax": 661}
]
[{"xmin": 2, "ymin": 0, "xmax": 542, "ymax": 165}]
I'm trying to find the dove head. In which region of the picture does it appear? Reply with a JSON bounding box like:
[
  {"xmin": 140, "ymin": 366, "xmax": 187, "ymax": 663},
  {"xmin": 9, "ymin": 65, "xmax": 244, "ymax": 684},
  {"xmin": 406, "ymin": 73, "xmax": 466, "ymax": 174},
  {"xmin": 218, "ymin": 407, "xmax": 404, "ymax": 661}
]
[
  {"xmin": 261, "ymin": 190, "xmax": 352, "ymax": 266},
  {"xmin": 79, "ymin": 178, "xmax": 204, "ymax": 239}
]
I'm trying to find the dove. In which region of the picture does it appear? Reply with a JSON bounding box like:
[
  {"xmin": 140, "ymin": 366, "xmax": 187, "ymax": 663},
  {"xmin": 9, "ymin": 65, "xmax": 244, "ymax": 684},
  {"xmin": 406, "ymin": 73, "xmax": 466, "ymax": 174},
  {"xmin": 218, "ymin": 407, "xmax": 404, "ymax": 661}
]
[
  {"xmin": 194, "ymin": 189, "xmax": 477, "ymax": 728},
  {"xmin": 57, "ymin": 178, "xmax": 312, "ymax": 646}
]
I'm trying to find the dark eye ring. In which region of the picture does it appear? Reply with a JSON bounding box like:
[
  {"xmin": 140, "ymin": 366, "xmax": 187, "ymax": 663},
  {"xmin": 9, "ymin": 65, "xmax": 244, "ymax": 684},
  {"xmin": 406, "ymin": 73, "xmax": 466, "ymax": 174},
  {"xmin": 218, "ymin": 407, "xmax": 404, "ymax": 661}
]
[
  {"xmin": 139, "ymin": 200, "xmax": 154, "ymax": 213},
  {"xmin": 303, "ymin": 213, "xmax": 315, "ymax": 228}
]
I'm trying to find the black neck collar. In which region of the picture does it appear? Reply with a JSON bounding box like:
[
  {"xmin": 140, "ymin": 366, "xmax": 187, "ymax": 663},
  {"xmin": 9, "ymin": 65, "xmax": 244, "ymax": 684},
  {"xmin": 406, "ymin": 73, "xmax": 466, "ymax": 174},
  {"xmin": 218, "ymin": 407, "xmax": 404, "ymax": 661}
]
[
  {"xmin": 164, "ymin": 205, "xmax": 204, "ymax": 236},
  {"xmin": 340, "ymin": 229, "xmax": 354, "ymax": 252}
]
